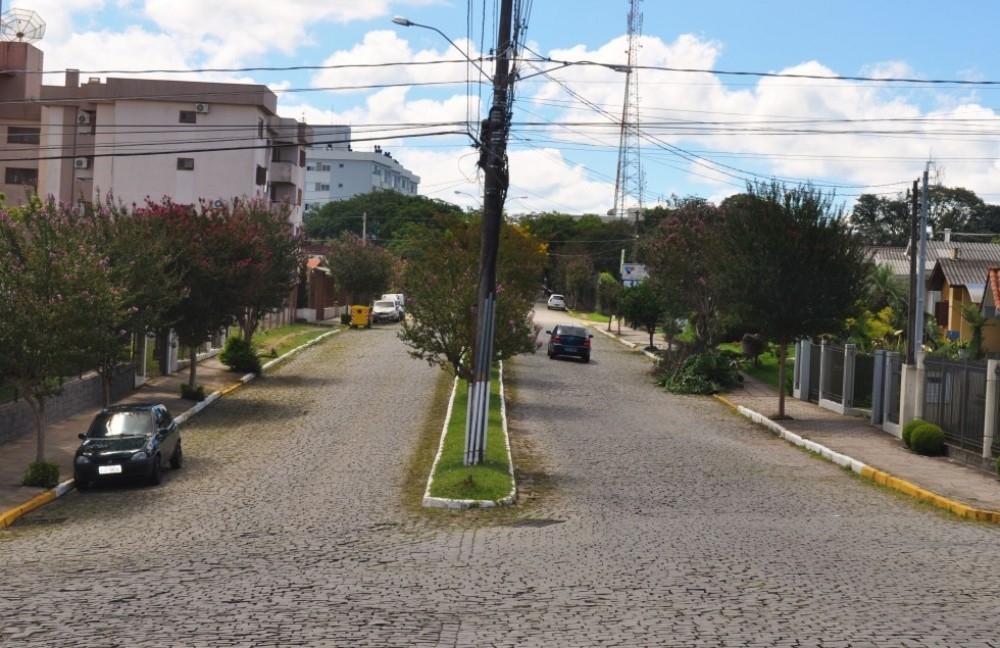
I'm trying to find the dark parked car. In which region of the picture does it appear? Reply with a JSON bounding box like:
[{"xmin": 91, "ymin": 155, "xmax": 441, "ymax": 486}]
[
  {"xmin": 546, "ymin": 324, "xmax": 593, "ymax": 362},
  {"xmin": 74, "ymin": 403, "xmax": 182, "ymax": 490}
]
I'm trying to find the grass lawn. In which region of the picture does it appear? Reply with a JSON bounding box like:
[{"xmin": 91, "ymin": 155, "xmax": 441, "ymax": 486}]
[
  {"xmin": 426, "ymin": 365, "xmax": 514, "ymax": 503},
  {"xmin": 253, "ymin": 323, "xmax": 335, "ymax": 358},
  {"xmin": 719, "ymin": 341, "xmax": 795, "ymax": 392}
]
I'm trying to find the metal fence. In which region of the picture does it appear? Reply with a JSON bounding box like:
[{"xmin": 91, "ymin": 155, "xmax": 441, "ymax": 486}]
[
  {"xmin": 823, "ymin": 345, "xmax": 845, "ymax": 405},
  {"xmin": 923, "ymin": 356, "xmax": 987, "ymax": 454},
  {"xmin": 853, "ymin": 353, "xmax": 875, "ymax": 409},
  {"xmin": 886, "ymin": 354, "xmax": 902, "ymax": 425}
]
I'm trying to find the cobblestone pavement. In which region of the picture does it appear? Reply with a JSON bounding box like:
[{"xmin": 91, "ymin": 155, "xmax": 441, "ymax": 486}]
[{"xmin": 3, "ymin": 316, "xmax": 1000, "ymax": 647}]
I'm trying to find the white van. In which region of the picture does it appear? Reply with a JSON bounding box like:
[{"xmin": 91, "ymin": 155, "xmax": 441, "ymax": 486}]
[{"xmin": 381, "ymin": 293, "xmax": 405, "ymax": 312}]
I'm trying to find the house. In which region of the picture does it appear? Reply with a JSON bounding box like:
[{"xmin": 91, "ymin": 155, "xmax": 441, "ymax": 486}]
[
  {"xmin": 926, "ymin": 244, "xmax": 1000, "ymax": 347},
  {"xmin": 0, "ymin": 42, "xmax": 313, "ymax": 227}
]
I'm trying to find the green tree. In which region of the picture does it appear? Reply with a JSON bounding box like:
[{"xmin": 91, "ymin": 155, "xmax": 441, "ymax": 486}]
[
  {"xmin": 399, "ymin": 216, "xmax": 545, "ymax": 379},
  {"xmin": 849, "ymin": 193, "xmax": 911, "ymax": 246},
  {"xmin": 618, "ymin": 282, "xmax": 666, "ymax": 350},
  {"xmin": 323, "ymin": 231, "xmax": 399, "ymax": 305},
  {"xmin": 598, "ymin": 271, "xmax": 622, "ymax": 332},
  {"xmin": 304, "ymin": 190, "xmax": 463, "ymax": 245},
  {"xmin": 639, "ymin": 197, "xmax": 722, "ymax": 350},
  {"xmin": 0, "ymin": 197, "xmax": 118, "ymax": 464},
  {"xmin": 718, "ymin": 181, "xmax": 872, "ymax": 418}
]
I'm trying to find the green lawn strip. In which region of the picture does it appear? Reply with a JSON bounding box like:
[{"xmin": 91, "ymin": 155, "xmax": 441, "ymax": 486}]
[
  {"xmin": 253, "ymin": 323, "xmax": 336, "ymax": 358},
  {"xmin": 428, "ymin": 366, "xmax": 513, "ymax": 502}
]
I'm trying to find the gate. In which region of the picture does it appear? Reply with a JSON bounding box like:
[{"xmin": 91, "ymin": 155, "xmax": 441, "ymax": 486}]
[{"xmin": 923, "ymin": 357, "xmax": 987, "ymax": 454}]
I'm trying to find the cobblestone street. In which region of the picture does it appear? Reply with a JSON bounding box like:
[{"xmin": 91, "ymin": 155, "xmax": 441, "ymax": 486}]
[{"xmin": 3, "ymin": 316, "xmax": 1000, "ymax": 647}]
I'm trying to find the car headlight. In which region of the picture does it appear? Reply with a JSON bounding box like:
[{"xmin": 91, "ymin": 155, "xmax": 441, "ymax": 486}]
[
  {"xmin": 74, "ymin": 455, "xmax": 91, "ymax": 465},
  {"xmin": 130, "ymin": 451, "xmax": 149, "ymax": 461}
]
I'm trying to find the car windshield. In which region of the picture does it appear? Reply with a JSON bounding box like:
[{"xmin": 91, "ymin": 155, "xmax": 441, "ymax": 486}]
[
  {"xmin": 374, "ymin": 301, "xmax": 394, "ymax": 308},
  {"xmin": 89, "ymin": 411, "xmax": 153, "ymax": 438},
  {"xmin": 558, "ymin": 326, "xmax": 588, "ymax": 337}
]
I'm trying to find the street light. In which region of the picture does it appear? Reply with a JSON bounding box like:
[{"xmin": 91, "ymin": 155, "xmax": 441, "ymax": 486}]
[{"xmin": 391, "ymin": 16, "xmax": 490, "ymax": 81}]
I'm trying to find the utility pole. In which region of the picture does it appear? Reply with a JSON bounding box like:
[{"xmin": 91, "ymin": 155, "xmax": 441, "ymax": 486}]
[
  {"xmin": 914, "ymin": 163, "xmax": 930, "ymax": 357},
  {"xmin": 907, "ymin": 180, "xmax": 918, "ymax": 365},
  {"xmin": 465, "ymin": 0, "xmax": 514, "ymax": 465}
]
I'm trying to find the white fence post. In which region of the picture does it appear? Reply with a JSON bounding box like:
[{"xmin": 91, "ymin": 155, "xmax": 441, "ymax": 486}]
[
  {"xmin": 871, "ymin": 350, "xmax": 885, "ymax": 425},
  {"xmin": 985, "ymin": 360, "xmax": 998, "ymax": 461}
]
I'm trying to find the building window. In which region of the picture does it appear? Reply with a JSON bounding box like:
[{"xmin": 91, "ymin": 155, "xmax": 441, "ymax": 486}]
[
  {"xmin": 314, "ymin": 183, "xmax": 330, "ymax": 191},
  {"xmin": 318, "ymin": 163, "xmax": 331, "ymax": 172},
  {"xmin": 7, "ymin": 127, "xmax": 40, "ymax": 144},
  {"xmin": 179, "ymin": 111, "xmax": 197, "ymax": 124},
  {"xmin": 176, "ymin": 157, "xmax": 195, "ymax": 171},
  {"xmin": 5, "ymin": 167, "xmax": 37, "ymax": 186},
  {"xmin": 337, "ymin": 183, "xmax": 343, "ymax": 188},
  {"xmin": 299, "ymin": 150, "xmax": 306, "ymax": 166},
  {"xmin": 256, "ymin": 165, "xmax": 267, "ymax": 186},
  {"xmin": 257, "ymin": 117, "xmax": 265, "ymax": 140},
  {"xmin": 338, "ymin": 163, "xmax": 344, "ymax": 168}
]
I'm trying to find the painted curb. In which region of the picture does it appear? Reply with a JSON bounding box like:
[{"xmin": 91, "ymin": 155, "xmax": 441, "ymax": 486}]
[
  {"xmin": 713, "ymin": 394, "xmax": 1000, "ymax": 524},
  {"xmin": 0, "ymin": 328, "xmax": 342, "ymax": 529},
  {"xmin": 422, "ymin": 362, "xmax": 516, "ymax": 509}
]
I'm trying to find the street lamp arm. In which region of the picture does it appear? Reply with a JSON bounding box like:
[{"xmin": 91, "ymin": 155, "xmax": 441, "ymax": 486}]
[{"xmin": 392, "ymin": 16, "xmax": 490, "ymax": 82}]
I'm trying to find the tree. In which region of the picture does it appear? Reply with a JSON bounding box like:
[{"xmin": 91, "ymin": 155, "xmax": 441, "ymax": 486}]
[
  {"xmin": 848, "ymin": 193, "xmax": 910, "ymax": 246},
  {"xmin": 323, "ymin": 231, "xmax": 399, "ymax": 305},
  {"xmin": 304, "ymin": 190, "xmax": 463, "ymax": 245},
  {"xmin": 144, "ymin": 199, "xmax": 245, "ymax": 391},
  {"xmin": 0, "ymin": 197, "xmax": 117, "ymax": 465},
  {"xmin": 399, "ymin": 216, "xmax": 545, "ymax": 380},
  {"xmin": 224, "ymin": 198, "xmax": 304, "ymax": 343},
  {"xmin": 718, "ymin": 181, "xmax": 872, "ymax": 418},
  {"xmin": 597, "ymin": 271, "xmax": 622, "ymax": 332},
  {"xmin": 640, "ymin": 197, "xmax": 722, "ymax": 350},
  {"xmin": 617, "ymin": 282, "xmax": 666, "ymax": 350}
]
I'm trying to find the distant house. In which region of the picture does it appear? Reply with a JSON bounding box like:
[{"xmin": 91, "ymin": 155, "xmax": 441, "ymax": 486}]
[{"xmin": 979, "ymin": 267, "xmax": 1000, "ymax": 354}]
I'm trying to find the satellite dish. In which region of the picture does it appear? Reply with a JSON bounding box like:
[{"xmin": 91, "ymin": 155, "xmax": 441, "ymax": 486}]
[{"xmin": 0, "ymin": 9, "xmax": 45, "ymax": 43}]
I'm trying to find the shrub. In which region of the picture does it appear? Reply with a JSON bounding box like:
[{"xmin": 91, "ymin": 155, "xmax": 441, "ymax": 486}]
[
  {"xmin": 180, "ymin": 383, "xmax": 206, "ymax": 401},
  {"xmin": 660, "ymin": 349, "xmax": 742, "ymax": 395},
  {"xmin": 901, "ymin": 418, "xmax": 928, "ymax": 449},
  {"xmin": 995, "ymin": 454, "xmax": 1000, "ymax": 479},
  {"xmin": 340, "ymin": 312, "xmax": 351, "ymax": 325},
  {"xmin": 22, "ymin": 460, "xmax": 59, "ymax": 488},
  {"xmin": 219, "ymin": 336, "xmax": 262, "ymax": 375},
  {"xmin": 909, "ymin": 422, "xmax": 945, "ymax": 456}
]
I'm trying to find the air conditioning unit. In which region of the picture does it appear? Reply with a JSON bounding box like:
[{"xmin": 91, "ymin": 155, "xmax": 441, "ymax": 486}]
[
  {"xmin": 194, "ymin": 103, "xmax": 210, "ymax": 114},
  {"xmin": 73, "ymin": 157, "xmax": 90, "ymax": 169},
  {"xmin": 77, "ymin": 113, "xmax": 92, "ymax": 126}
]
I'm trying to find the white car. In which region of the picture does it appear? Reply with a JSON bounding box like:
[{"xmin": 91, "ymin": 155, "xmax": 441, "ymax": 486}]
[
  {"xmin": 371, "ymin": 300, "xmax": 403, "ymax": 323},
  {"xmin": 547, "ymin": 294, "xmax": 567, "ymax": 310},
  {"xmin": 381, "ymin": 293, "xmax": 405, "ymax": 313}
]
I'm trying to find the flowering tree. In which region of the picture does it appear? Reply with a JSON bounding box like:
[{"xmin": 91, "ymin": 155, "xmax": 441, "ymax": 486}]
[
  {"xmin": 399, "ymin": 215, "xmax": 545, "ymax": 380},
  {"xmin": 223, "ymin": 198, "xmax": 304, "ymax": 343},
  {"xmin": 0, "ymin": 197, "xmax": 120, "ymax": 464},
  {"xmin": 323, "ymin": 231, "xmax": 399, "ymax": 305}
]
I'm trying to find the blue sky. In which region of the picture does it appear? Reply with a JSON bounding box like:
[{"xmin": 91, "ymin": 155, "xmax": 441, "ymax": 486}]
[{"xmin": 15, "ymin": 0, "xmax": 1000, "ymax": 215}]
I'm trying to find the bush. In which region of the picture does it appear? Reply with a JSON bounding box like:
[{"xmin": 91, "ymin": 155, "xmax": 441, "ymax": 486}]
[
  {"xmin": 22, "ymin": 460, "xmax": 59, "ymax": 488},
  {"xmin": 180, "ymin": 383, "xmax": 206, "ymax": 401},
  {"xmin": 909, "ymin": 422, "xmax": 945, "ymax": 456},
  {"xmin": 340, "ymin": 312, "xmax": 351, "ymax": 325},
  {"xmin": 219, "ymin": 336, "xmax": 262, "ymax": 375},
  {"xmin": 995, "ymin": 454, "xmax": 1000, "ymax": 479},
  {"xmin": 901, "ymin": 418, "xmax": 928, "ymax": 449},
  {"xmin": 660, "ymin": 349, "xmax": 742, "ymax": 395}
]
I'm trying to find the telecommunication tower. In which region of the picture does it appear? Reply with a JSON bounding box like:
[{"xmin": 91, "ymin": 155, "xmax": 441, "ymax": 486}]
[{"xmin": 612, "ymin": 0, "xmax": 643, "ymax": 221}]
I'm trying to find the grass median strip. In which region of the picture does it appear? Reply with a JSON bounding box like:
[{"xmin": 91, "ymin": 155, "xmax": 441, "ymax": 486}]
[{"xmin": 426, "ymin": 364, "xmax": 514, "ymax": 504}]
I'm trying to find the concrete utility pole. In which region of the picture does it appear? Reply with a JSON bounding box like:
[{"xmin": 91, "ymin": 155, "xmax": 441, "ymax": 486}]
[
  {"xmin": 465, "ymin": 0, "xmax": 514, "ymax": 465},
  {"xmin": 914, "ymin": 163, "xmax": 931, "ymax": 356},
  {"xmin": 907, "ymin": 180, "xmax": 918, "ymax": 365}
]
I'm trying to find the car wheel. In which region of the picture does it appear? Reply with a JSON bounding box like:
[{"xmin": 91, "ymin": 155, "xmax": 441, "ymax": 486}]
[
  {"xmin": 75, "ymin": 475, "xmax": 90, "ymax": 491},
  {"xmin": 582, "ymin": 356, "xmax": 590, "ymax": 363},
  {"xmin": 148, "ymin": 456, "xmax": 163, "ymax": 486},
  {"xmin": 170, "ymin": 441, "xmax": 183, "ymax": 470}
]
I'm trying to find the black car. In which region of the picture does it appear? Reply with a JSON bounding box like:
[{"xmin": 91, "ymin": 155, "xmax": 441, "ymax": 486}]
[
  {"xmin": 74, "ymin": 403, "xmax": 182, "ymax": 490},
  {"xmin": 546, "ymin": 324, "xmax": 593, "ymax": 362}
]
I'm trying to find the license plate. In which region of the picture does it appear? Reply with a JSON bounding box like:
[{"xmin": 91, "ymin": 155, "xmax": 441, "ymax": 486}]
[{"xmin": 98, "ymin": 465, "xmax": 122, "ymax": 475}]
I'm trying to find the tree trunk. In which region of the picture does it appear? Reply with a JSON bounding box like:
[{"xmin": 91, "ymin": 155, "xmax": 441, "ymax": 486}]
[
  {"xmin": 23, "ymin": 394, "xmax": 46, "ymax": 464},
  {"xmin": 188, "ymin": 345, "xmax": 198, "ymax": 388},
  {"xmin": 777, "ymin": 343, "xmax": 788, "ymax": 419}
]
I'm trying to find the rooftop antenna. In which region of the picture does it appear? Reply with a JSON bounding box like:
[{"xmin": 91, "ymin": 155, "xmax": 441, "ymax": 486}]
[{"xmin": 0, "ymin": 8, "xmax": 45, "ymax": 43}]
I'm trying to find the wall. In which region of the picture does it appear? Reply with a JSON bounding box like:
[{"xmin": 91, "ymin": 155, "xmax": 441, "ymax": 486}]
[{"xmin": 0, "ymin": 369, "xmax": 135, "ymax": 445}]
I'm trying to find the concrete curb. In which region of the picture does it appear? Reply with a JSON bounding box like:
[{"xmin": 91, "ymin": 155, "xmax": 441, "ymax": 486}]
[
  {"xmin": 423, "ymin": 362, "xmax": 516, "ymax": 509},
  {"xmin": 713, "ymin": 394, "xmax": 1000, "ymax": 524},
  {"xmin": 0, "ymin": 328, "xmax": 342, "ymax": 529}
]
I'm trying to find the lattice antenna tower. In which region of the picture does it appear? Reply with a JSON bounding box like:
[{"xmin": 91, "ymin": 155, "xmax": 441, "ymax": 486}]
[{"xmin": 612, "ymin": 0, "xmax": 643, "ymax": 221}]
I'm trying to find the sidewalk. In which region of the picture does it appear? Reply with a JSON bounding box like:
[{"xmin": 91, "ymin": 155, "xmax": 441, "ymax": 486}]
[{"xmin": 591, "ymin": 320, "xmax": 1000, "ymax": 523}]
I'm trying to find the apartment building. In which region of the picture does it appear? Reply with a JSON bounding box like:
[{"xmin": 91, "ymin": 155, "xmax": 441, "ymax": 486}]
[
  {"xmin": 304, "ymin": 126, "xmax": 420, "ymax": 211},
  {"xmin": 0, "ymin": 42, "xmax": 312, "ymax": 226}
]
